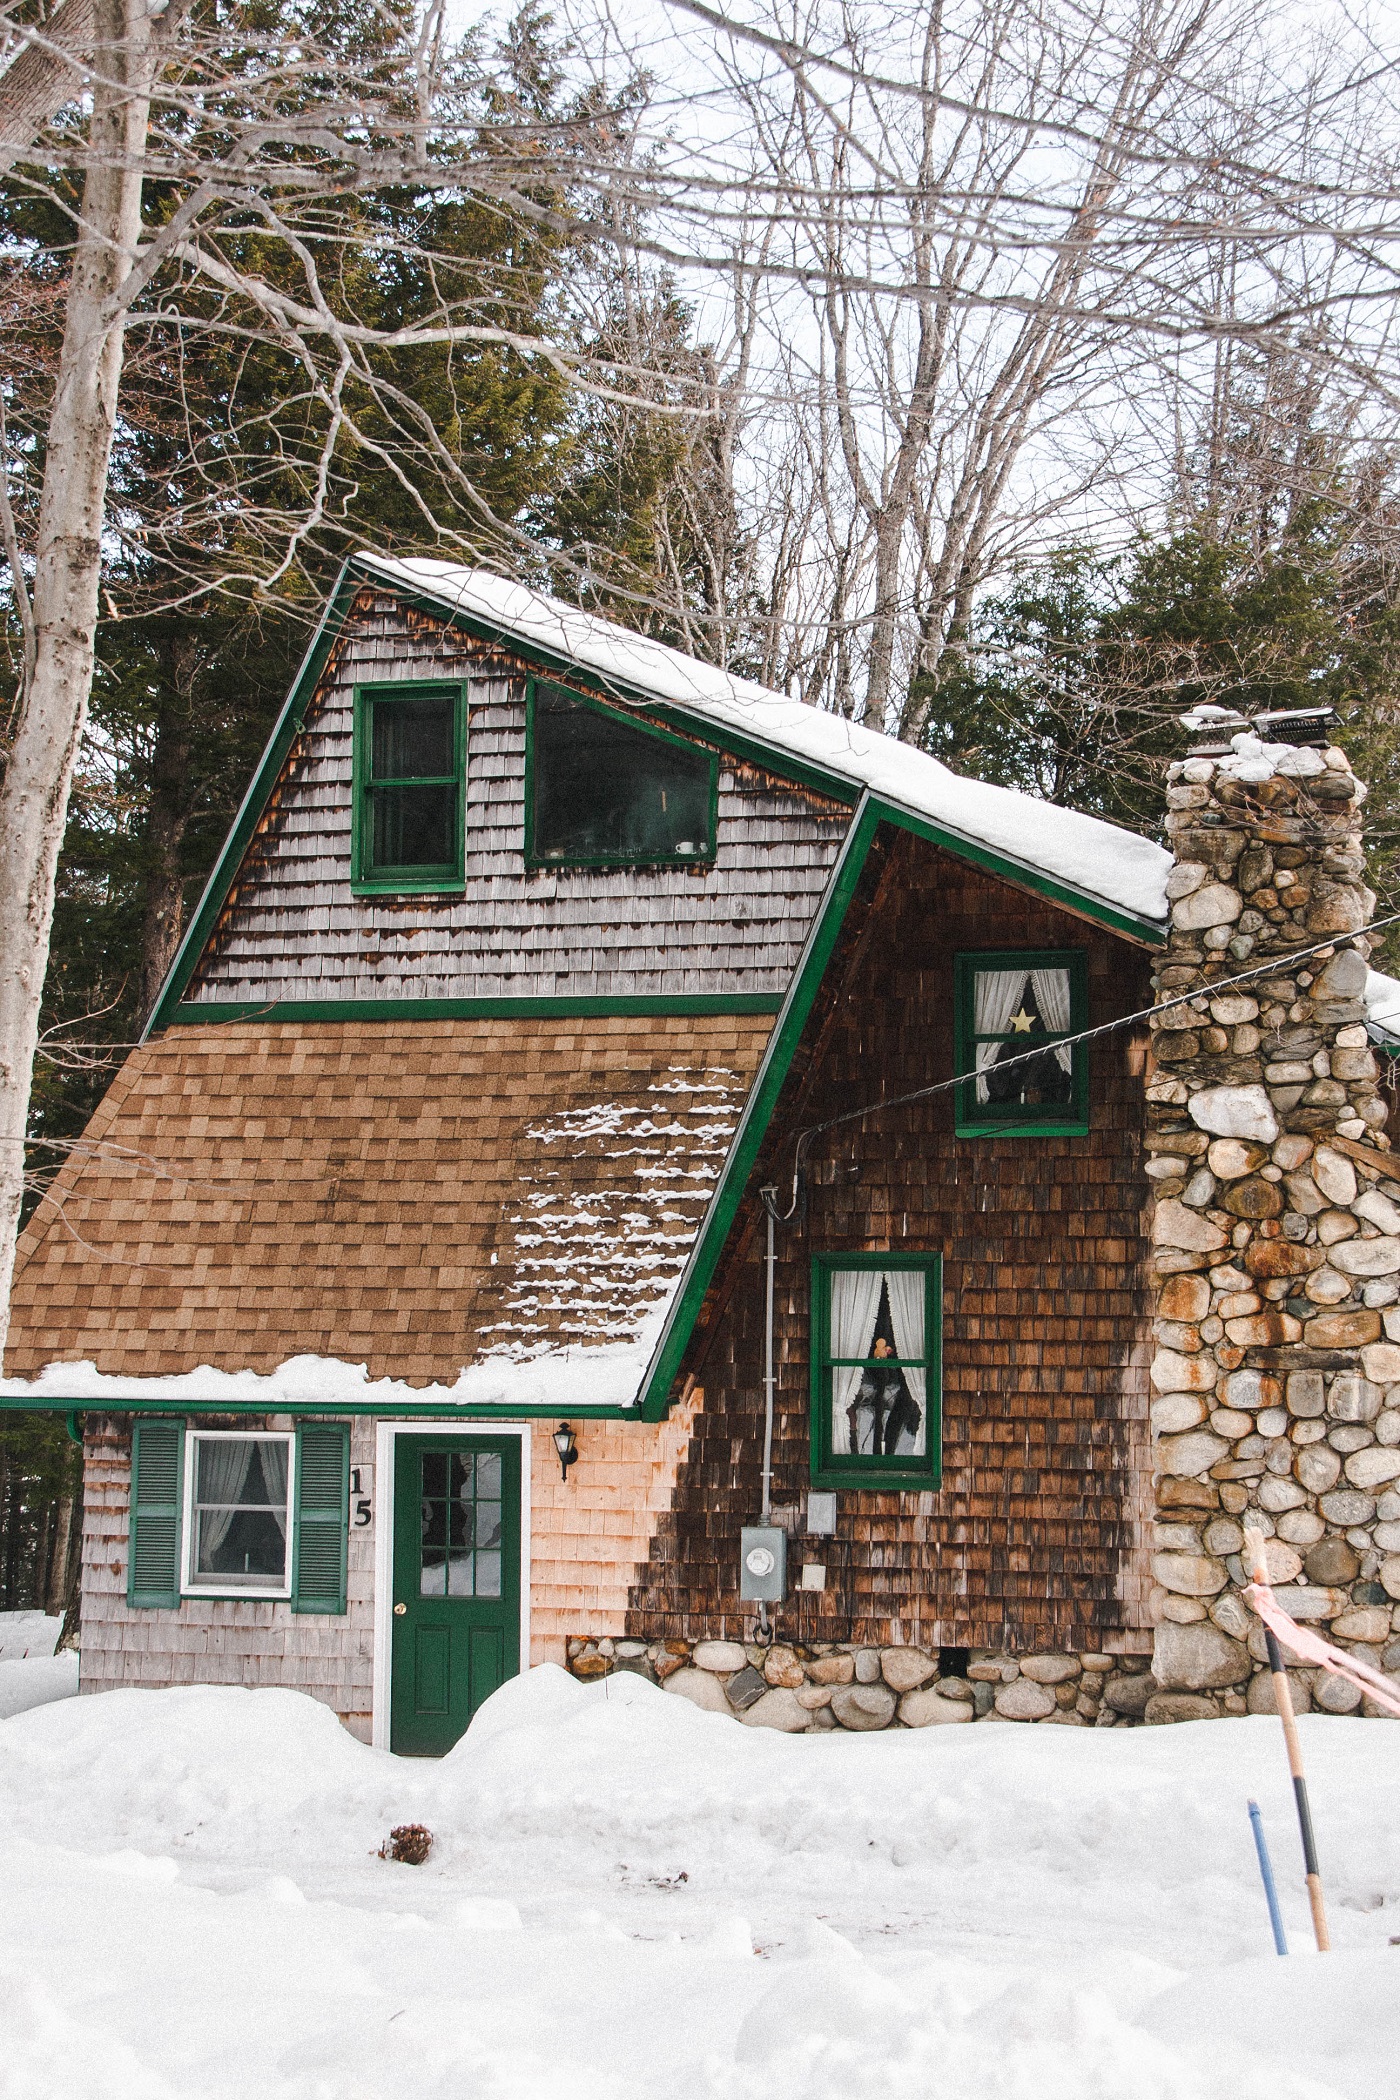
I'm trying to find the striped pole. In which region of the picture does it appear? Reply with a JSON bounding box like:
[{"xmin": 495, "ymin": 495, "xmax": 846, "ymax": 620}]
[{"xmin": 1244, "ymin": 1528, "xmax": 1330, "ymax": 1953}]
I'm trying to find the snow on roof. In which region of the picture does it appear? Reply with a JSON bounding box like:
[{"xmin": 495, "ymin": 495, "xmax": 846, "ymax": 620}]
[
  {"xmin": 1366, "ymin": 969, "xmax": 1400, "ymax": 1046},
  {"xmin": 360, "ymin": 556, "xmax": 1172, "ymax": 930}
]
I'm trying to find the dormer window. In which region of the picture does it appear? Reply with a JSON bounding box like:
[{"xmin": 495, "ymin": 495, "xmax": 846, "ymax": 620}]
[
  {"xmin": 526, "ymin": 681, "xmax": 716, "ymax": 868},
  {"xmin": 352, "ymin": 680, "xmax": 466, "ymax": 894}
]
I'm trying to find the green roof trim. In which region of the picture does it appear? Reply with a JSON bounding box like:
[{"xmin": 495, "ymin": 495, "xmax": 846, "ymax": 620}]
[
  {"xmin": 636, "ymin": 797, "xmax": 883, "ymax": 1419},
  {"xmin": 0, "ymin": 1396, "xmax": 642, "ymax": 1420},
  {"xmin": 168, "ymin": 993, "xmax": 785, "ymax": 1025}
]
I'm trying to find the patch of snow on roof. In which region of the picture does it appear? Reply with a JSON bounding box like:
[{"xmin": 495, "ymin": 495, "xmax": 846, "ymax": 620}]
[{"xmin": 359, "ymin": 556, "xmax": 1171, "ymax": 929}]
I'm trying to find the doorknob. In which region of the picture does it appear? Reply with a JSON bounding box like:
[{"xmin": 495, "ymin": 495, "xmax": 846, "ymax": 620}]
[{"xmin": 394, "ymin": 1602, "xmax": 407, "ymax": 1616}]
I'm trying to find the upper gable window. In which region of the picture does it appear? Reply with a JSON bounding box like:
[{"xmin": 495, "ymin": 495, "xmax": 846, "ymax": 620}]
[
  {"xmin": 352, "ymin": 681, "xmax": 465, "ymax": 893},
  {"xmin": 527, "ymin": 681, "xmax": 716, "ymax": 868},
  {"xmin": 953, "ymin": 949, "xmax": 1088, "ymax": 1136}
]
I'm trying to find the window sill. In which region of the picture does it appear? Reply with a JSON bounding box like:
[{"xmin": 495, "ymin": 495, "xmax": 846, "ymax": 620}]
[
  {"xmin": 523, "ymin": 854, "xmax": 716, "ymax": 874},
  {"xmin": 181, "ymin": 1586, "xmax": 292, "ymax": 1602},
  {"xmin": 808, "ymin": 1464, "xmax": 941, "ymax": 1493},
  {"xmin": 954, "ymin": 1119, "xmax": 1090, "ymax": 1138},
  {"xmin": 351, "ymin": 876, "xmax": 468, "ymax": 898}
]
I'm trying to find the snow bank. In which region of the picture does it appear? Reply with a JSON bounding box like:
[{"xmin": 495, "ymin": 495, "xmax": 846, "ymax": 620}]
[
  {"xmin": 0, "ymin": 1610, "xmax": 62, "ymax": 1661},
  {"xmin": 2, "ymin": 1667, "xmax": 1399, "ymax": 2097},
  {"xmin": 0, "ymin": 1655, "xmax": 76, "ymax": 1720},
  {"xmin": 362, "ymin": 557, "xmax": 1172, "ymax": 928}
]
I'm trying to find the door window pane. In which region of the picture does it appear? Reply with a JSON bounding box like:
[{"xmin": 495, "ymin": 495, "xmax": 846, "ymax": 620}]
[
  {"xmin": 531, "ymin": 685, "xmax": 714, "ymax": 865},
  {"xmin": 418, "ymin": 1451, "xmax": 508, "ymax": 1597},
  {"xmin": 188, "ymin": 1434, "xmax": 291, "ymax": 1589}
]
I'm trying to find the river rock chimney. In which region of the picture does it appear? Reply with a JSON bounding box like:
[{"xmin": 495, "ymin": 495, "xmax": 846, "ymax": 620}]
[{"xmin": 1146, "ymin": 723, "xmax": 1400, "ymax": 1715}]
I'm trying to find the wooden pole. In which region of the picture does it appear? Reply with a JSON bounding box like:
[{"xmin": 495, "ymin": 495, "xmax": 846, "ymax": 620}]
[{"xmin": 1244, "ymin": 1528, "xmax": 1330, "ymax": 1953}]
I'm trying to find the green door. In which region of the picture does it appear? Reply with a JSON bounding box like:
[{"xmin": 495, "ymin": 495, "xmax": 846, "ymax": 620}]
[{"xmin": 390, "ymin": 1436, "xmax": 521, "ymax": 1755}]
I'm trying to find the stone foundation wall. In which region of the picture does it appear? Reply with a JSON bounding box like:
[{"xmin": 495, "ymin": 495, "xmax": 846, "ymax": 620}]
[
  {"xmin": 1147, "ymin": 731, "xmax": 1400, "ymax": 1718},
  {"xmin": 568, "ymin": 1637, "xmax": 1167, "ymax": 1727}
]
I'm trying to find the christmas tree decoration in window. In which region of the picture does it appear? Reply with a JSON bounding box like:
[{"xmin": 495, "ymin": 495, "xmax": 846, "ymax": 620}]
[
  {"xmin": 809, "ymin": 1255, "xmax": 941, "ymax": 1489},
  {"xmin": 528, "ymin": 682, "xmax": 716, "ymax": 867},
  {"xmin": 953, "ymin": 950, "xmax": 1088, "ymax": 1135}
]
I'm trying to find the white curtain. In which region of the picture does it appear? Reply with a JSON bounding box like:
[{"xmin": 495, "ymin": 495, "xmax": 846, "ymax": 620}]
[
  {"xmin": 196, "ymin": 1438, "xmax": 288, "ymax": 1563},
  {"xmin": 829, "ymin": 1268, "xmax": 884, "ymax": 1454},
  {"xmin": 883, "ymin": 1270, "xmax": 927, "ymax": 1451},
  {"xmin": 1030, "ymin": 966, "xmax": 1073, "ymax": 1075},
  {"xmin": 973, "ymin": 968, "xmax": 1029, "ymax": 1102},
  {"xmin": 260, "ymin": 1440, "xmax": 289, "ymax": 1541},
  {"xmin": 195, "ymin": 1439, "xmax": 255, "ymax": 1561}
]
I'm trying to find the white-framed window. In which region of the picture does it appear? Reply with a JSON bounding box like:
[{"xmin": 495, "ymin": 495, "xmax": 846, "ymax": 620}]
[{"xmin": 181, "ymin": 1429, "xmax": 294, "ymax": 1597}]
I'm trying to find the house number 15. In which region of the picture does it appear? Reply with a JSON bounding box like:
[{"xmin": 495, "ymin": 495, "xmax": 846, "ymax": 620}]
[{"xmin": 350, "ymin": 1463, "xmax": 374, "ymax": 1528}]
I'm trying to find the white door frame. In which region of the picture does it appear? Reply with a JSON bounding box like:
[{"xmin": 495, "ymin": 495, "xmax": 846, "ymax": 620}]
[{"xmin": 371, "ymin": 1420, "xmax": 532, "ymax": 1751}]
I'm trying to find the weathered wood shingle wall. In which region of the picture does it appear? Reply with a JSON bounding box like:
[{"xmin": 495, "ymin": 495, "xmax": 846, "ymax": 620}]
[
  {"xmin": 628, "ymin": 830, "xmax": 1158, "ymax": 1654},
  {"xmin": 185, "ymin": 593, "xmax": 850, "ymax": 1006}
]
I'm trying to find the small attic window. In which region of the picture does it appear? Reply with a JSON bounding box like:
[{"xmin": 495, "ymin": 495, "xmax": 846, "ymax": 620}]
[
  {"xmin": 526, "ymin": 681, "xmax": 716, "ymax": 868},
  {"xmin": 352, "ymin": 681, "xmax": 465, "ymax": 893},
  {"xmin": 953, "ymin": 950, "xmax": 1088, "ymax": 1136}
]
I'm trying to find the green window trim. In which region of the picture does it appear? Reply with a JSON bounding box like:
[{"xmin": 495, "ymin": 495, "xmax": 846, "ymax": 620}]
[
  {"xmin": 126, "ymin": 1418, "xmax": 350, "ymax": 1611},
  {"xmin": 351, "ymin": 679, "xmax": 467, "ymax": 895},
  {"xmin": 953, "ymin": 947, "xmax": 1089, "ymax": 1138},
  {"xmin": 524, "ymin": 677, "xmax": 719, "ymax": 871},
  {"xmin": 809, "ymin": 1252, "xmax": 942, "ymax": 1491}
]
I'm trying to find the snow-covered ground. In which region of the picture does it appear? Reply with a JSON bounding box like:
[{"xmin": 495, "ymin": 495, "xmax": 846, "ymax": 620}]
[
  {"xmin": 1, "ymin": 1667, "xmax": 1397, "ymax": 2099},
  {"xmin": 0, "ymin": 1609, "xmax": 77, "ymax": 1722}
]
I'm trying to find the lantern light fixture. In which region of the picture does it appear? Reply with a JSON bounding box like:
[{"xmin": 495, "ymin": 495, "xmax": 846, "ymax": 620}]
[{"xmin": 553, "ymin": 1422, "xmax": 578, "ymax": 1481}]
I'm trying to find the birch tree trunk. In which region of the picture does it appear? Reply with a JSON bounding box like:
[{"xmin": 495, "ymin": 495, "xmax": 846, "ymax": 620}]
[{"xmin": 0, "ymin": 0, "xmax": 153, "ymax": 1362}]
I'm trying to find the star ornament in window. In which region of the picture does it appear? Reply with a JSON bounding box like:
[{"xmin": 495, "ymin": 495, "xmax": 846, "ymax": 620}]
[{"xmin": 1008, "ymin": 1007, "xmax": 1036, "ymax": 1034}]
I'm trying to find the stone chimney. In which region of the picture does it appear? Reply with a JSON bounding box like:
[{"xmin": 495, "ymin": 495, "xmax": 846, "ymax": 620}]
[{"xmin": 1146, "ymin": 727, "xmax": 1400, "ymax": 1718}]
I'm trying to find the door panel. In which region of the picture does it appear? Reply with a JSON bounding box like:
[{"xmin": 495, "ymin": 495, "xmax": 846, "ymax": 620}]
[{"xmin": 390, "ymin": 1436, "xmax": 521, "ymax": 1755}]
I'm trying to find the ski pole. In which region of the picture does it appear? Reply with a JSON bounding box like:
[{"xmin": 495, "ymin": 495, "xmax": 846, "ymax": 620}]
[
  {"xmin": 1244, "ymin": 1527, "xmax": 1330, "ymax": 1953},
  {"xmin": 1247, "ymin": 1799, "xmax": 1288, "ymax": 1955}
]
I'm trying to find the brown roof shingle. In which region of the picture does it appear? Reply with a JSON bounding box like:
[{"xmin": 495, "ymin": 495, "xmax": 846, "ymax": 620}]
[{"xmin": 7, "ymin": 1015, "xmax": 771, "ymax": 1386}]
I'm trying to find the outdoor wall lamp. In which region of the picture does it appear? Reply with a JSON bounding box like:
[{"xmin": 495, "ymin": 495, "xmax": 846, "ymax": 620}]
[{"xmin": 553, "ymin": 1422, "xmax": 578, "ymax": 1481}]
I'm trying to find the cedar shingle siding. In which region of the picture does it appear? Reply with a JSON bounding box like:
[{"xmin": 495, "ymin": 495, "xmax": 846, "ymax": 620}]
[
  {"xmin": 187, "ymin": 592, "xmax": 850, "ymax": 1008},
  {"xmin": 629, "ymin": 829, "xmax": 1157, "ymax": 1653}
]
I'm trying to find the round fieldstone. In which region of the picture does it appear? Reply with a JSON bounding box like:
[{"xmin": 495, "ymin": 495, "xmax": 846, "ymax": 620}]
[
  {"xmin": 853, "ymin": 1649, "xmax": 882, "ymax": 1684},
  {"xmin": 1303, "ymin": 1538, "xmax": 1359, "ymax": 1586},
  {"xmin": 831, "ymin": 1683, "xmax": 896, "ymax": 1730},
  {"xmin": 994, "ymin": 1677, "xmax": 1057, "ymax": 1721},
  {"xmin": 899, "ymin": 1687, "xmax": 973, "ymax": 1727},
  {"xmin": 1152, "ymin": 1552, "xmax": 1228, "ymax": 1596},
  {"xmin": 880, "ymin": 1648, "xmax": 936, "ymax": 1693},
  {"xmin": 1144, "ymin": 1693, "xmax": 1219, "ymax": 1724},
  {"xmin": 692, "ymin": 1641, "xmax": 747, "ymax": 1674},
  {"xmin": 742, "ymin": 1688, "xmax": 809, "ymax": 1732},
  {"xmin": 1153, "ymin": 1620, "xmax": 1251, "ymax": 1690},
  {"xmin": 1320, "ymin": 1490, "xmax": 1376, "ymax": 1527},
  {"xmin": 1345, "ymin": 1447, "xmax": 1400, "ymax": 1489},
  {"xmin": 1019, "ymin": 1654, "xmax": 1081, "ymax": 1685},
  {"xmin": 1160, "ymin": 1430, "xmax": 1232, "ymax": 1477},
  {"xmin": 1311, "ymin": 1670, "xmax": 1363, "ymax": 1714},
  {"xmin": 665, "ymin": 1668, "xmax": 733, "ymax": 1714},
  {"xmin": 763, "ymin": 1646, "xmax": 806, "ymax": 1689},
  {"xmin": 1380, "ymin": 1557, "xmax": 1400, "ymax": 1601},
  {"xmin": 806, "ymin": 1653, "xmax": 855, "ymax": 1685},
  {"xmin": 1329, "ymin": 1605, "xmax": 1389, "ymax": 1642},
  {"xmin": 1247, "ymin": 1668, "xmax": 1313, "ymax": 1715},
  {"xmin": 1101, "ymin": 1672, "xmax": 1155, "ymax": 1715}
]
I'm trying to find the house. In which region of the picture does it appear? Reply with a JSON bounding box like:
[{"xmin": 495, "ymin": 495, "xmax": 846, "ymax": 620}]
[{"xmin": 4, "ymin": 556, "xmax": 1396, "ymax": 1744}]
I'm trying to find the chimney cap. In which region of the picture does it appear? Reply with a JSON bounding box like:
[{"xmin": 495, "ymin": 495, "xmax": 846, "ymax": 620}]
[{"xmin": 1253, "ymin": 705, "xmax": 1337, "ymax": 747}]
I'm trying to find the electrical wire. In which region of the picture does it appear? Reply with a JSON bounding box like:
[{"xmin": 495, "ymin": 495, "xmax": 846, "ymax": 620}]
[{"xmin": 766, "ymin": 904, "xmax": 1400, "ymax": 1209}]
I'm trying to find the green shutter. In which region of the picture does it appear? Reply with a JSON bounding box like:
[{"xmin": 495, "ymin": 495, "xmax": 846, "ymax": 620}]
[
  {"xmin": 293, "ymin": 1424, "xmax": 349, "ymax": 1614},
  {"xmin": 128, "ymin": 1419, "xmax": 184, "ymax": 1608}
]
